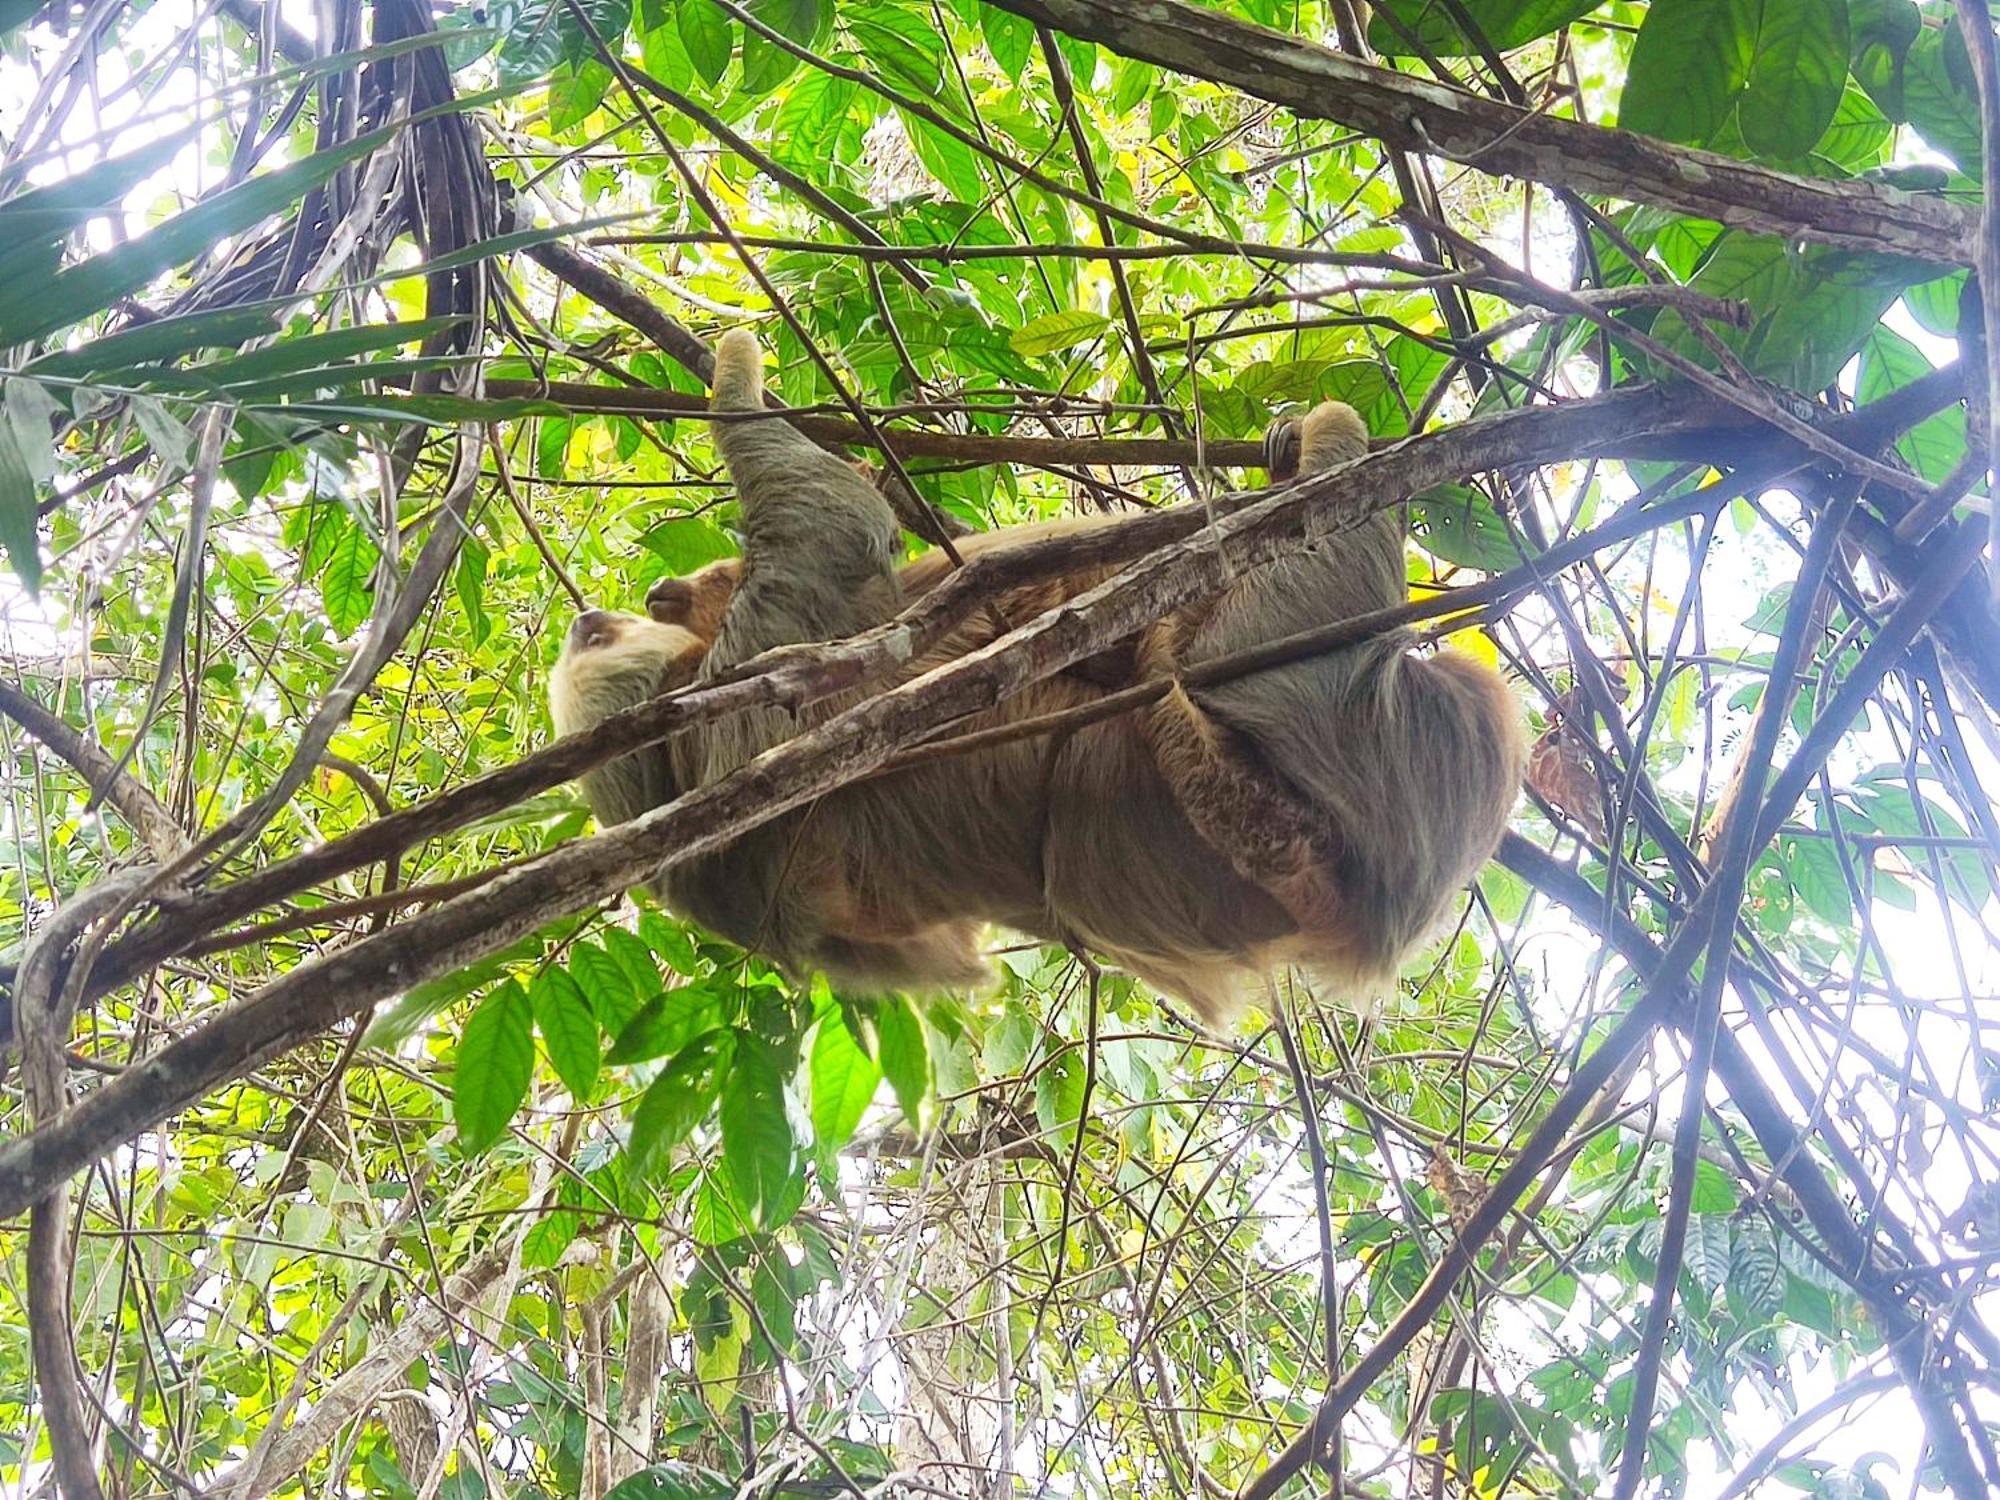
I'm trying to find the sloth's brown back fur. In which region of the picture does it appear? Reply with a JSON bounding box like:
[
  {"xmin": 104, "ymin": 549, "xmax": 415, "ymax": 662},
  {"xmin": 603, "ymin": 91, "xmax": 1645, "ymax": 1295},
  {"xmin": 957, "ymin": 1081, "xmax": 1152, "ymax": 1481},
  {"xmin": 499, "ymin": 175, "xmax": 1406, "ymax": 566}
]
[{"xmin": 550, "ymin": 329, "xmax": 1525, "ymax": 1022}]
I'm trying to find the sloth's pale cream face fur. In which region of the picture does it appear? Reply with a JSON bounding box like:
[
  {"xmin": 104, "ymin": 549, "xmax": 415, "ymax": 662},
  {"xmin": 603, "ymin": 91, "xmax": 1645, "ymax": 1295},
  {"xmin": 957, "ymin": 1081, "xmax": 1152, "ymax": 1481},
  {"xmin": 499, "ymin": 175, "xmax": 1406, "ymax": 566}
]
[{"xmin": 549, "ymin": 609, "xmax": 705, "ymax": 739}]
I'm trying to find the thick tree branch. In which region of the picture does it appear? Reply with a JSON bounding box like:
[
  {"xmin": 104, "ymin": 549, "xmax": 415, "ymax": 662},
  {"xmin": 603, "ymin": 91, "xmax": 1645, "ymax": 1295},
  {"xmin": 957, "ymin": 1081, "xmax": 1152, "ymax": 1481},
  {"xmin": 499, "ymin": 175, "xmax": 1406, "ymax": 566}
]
[{"xmin": 979, "ymin": 0, "xmax": 1973, "ymax": 264}]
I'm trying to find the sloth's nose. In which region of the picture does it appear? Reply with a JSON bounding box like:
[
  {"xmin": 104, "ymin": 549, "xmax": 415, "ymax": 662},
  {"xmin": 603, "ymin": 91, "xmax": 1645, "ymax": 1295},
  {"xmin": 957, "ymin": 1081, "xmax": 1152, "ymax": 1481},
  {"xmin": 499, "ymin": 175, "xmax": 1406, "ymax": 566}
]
[{"xmin": 567, "ymin": 609, "xmax": 619, "ymax": 652}]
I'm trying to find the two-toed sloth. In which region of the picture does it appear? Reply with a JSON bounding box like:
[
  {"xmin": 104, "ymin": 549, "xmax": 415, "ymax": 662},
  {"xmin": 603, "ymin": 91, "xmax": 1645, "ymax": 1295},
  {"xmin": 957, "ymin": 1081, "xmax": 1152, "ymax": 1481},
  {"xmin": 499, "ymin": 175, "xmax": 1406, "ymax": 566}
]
[{"xmin": 549, "ymin": 330, "xmax": 1524, "ymax": 1023}]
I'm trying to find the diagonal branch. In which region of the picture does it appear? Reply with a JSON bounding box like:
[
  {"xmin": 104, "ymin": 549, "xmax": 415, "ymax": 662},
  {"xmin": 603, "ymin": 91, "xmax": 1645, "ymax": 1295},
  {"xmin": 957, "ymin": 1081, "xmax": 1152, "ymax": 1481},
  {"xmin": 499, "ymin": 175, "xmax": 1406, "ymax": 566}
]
[
  {"xmin": 978, "ymin": 0, "xmax": 1973, "ymax": 264},
  {"xmin": 0, "ymin": 680, "xmax": 189, "ymax": 862}
]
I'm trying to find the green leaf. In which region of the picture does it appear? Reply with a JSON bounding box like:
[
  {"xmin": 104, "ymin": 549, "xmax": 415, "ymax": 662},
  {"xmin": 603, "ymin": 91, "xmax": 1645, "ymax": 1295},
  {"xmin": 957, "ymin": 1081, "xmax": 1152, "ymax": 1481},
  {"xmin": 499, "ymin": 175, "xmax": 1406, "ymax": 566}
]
[
  {"xmin": 0, "ymin": 127, "xmax": 199, "ymax": 284},
  {"xmin": 548, "ymin": 58, "xmax": 615, "ymax": 130},
  {"xmin": 455, "ymin": 532, "xmax": 492, "ymax": 647},
  {"xmin": 845, "ymin": 2, "xmax": 944, "ymax": 96},
  {"xmin": 1690, "ymin": 1159, "xmax": 1740, "ymax": 1214},
  {"xmin": 638, "ymin": 0, "xmax": 696, "ymax": 87},
  {"xmin": 741, "ymin": 0, "xmax": 818, "ymax": 93},
  {"xmin": 1368, "ymin": 0, "xmax": 1600, "ymax": 58},
  {"xmin": 607, "ymin": 981, "xmax": 727, "ymax": 1064},
  {"xmin": 600, "ymin": 925, "xmax": 667, "ymax": 997},
  {"xmin": 721, "ymin": 1031, "xmax": 801, "ymax": 1227},
  {"xmin": 677, "ymin": 0, "xmax": 733, "ymax": 85},
  {"xmin": 876, "ymin": 995, "xmax": 929, "ymax": 1126},
  {"xmin": 3, "ymin": 377, "xmax": 62, "ymax": 484},
  {"xmin": 1409, "ymin": 484, "xmax": 1529, "ymax": 571},
  {"xmin": 496, "ymin": 0, "xmax": 565, "ymax": 85},
  {"xmin": 1009, "ymin": 309, "xmax": 1111, "ymax": 357},
  {"xmin": 1749, "ymin": 247, "xmax": 1912, "ymax": 393},
  {"xmin": 627, "ymin": 1032, "xmax": 727, "ymax": 1183},
  {"xmin": 603, "ymin": 1462, "xmax": 735, "ymax": 1500},
  {"xmin": 26, "ymin": 304, "xmax": 282, "ymax": 379},
  {"xmin": 979, "ymin": 2, "xmax": 1031, "ymax": 77},
  {"xmin": 1902, "ymin": 24, "xmax": 1983, "ymax": 174},
  {"xmin": 0, "ymin": 416, "xmax": 39, "ymax": 590},
  {"xmin": 981, "ymin": 1002, "xmax": 1035, "ymax": 1075},
  {"xmin": 810, "ymin": 1011, "xmax": 880, "ymax": 1151},
  {"xmin": 1812, "ymin": 82, "xmax": 1894, "ymax": 173},
  {"xmin": 126, "ymin": 398, "xmax": 191, "ymax": 477},
  {"xmin": 901, "ymin": 110, "xmax": 985, "ymax": 203},
  {"xmin": 532, "ymin": 967, "xmax": 602, "ymax": 1099},
  {"xmin": 320, "ymin": 518, "xmax": 379, "ymax": 636},
  {"xmin": 571, "ymin": 940, "xmax": 644, "ymax": 1033},
  {"xmin": 1849, "ymin": 0, "xmax": 1921, "ymax": 119},
  {"xmin": 1738, "ymin": 0, "xmax": 1850, "ymax": 159},
  {"xmin": 1034, "ymin": 1052, "xmax": 1084, "ymax": 1143},
  {"xmin": 1618, "ymin": 0, "xmax": 1757, "ymax": 146},
  {"xmin": 521, "ymin": 1200, "xmax": 581, "ymax": 1268},
  {"xmin": 204, "ymin": 317, "xmax": 468, "ymax": 387},
  {"xmin": 771, "ymin": 70, "xmax": 857, "ymax": 168},
  {"xmin": 455, "ymin": 981, "xmax": 535, "ymax": 1154}
]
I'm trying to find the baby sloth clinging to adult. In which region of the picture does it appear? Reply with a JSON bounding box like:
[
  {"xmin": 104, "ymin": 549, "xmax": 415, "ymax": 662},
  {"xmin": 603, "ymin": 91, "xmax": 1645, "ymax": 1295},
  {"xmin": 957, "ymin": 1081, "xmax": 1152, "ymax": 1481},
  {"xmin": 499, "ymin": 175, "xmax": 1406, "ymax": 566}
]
[{"xmin": 549, "ymin": 329, "xmax": 1524, "ymax": 1022}]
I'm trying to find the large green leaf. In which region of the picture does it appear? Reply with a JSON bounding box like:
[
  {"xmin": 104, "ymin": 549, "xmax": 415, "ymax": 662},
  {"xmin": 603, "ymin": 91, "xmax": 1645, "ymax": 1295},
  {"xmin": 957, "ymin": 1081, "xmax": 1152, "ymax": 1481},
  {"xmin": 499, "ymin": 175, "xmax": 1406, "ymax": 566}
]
[
  {"xmin": 809, "ymin": 1010, "xmax": 880, "ymax": 1152},
  {"xmin": 27, "ymin": 305, "xmax": 283, "ymax": 380},
  {"xmin": 0, "ymin": 128, "xmax": 199, "ymax": 279},
  {"xmin": 844, "ymin": 0, "xmax": 945, "ymax": 96},
  {"xmin": 1618, "ymin": 0, "xmax": 1757, "ymax": 146},
  {"xmin": 875, "ymin": 994, "xmax": 929, "ymax": 1127},
  {"xmin": 1738, "ymin": 0, "xmax": 1850, "ymax": 159},
  {"xmin": 607, "ymin": 980, "xmax": 727, "ymax": 1064},
  {"xmin": 1010, "ymin": 309, "xmax": 1111, "ymax": 357},
  {"xmin": 741, "ymin": 0, "xmax": 819, "ymax": 93},
  {"xmin": 1369, "ymin": 0, "xmax": 1601, "ymax": 58},
  {"xmin": 320, "ymin": 516, "xmax": 379, "ymax": 635},
  {"xmin": 770, "ymin": 69, "xmax": 858, "ymax": 169},
  {"xmin": 603, "ymin": 1463, "xmax": 735, "ymax": 1500},
  {"xmin": 677, "ymin": 0, "xmax": 733, "ymax": 84},
  {"xmin": 720, "ymin": 1031, "xmax": 801, "ymax": 1228},
  {"xmin": 1856, "ymin": 322, "xmax": 1967, "ymax": 483},
  {"xmin": 0, "ymin": 406, "xmax": 39, "ymax": 589},
  {"xmin": 1409, "ymin": 483, "xmax": 1531, "ymax": 571},
  {"xmin": 1902, "ymin": 24, "xmax": 1983, "ymax": 174},
  {"xmin": 979, "ymin": 1, "xmax": 1032, "ymax": 77},
  {"xmin": 627, "ymin": 1032, "xmax": 727, "ymax": 1183},
  {"xmin": 531, "ymin": 966, "xmax": 602, "ymax": 1100},
  {"xmin": 454, "ymin": 981, "xmax": 535, "ymax": 1154},
  {"xmin": 1849, "ymin": 0, "xmax": 1921, "ymax": 119}
]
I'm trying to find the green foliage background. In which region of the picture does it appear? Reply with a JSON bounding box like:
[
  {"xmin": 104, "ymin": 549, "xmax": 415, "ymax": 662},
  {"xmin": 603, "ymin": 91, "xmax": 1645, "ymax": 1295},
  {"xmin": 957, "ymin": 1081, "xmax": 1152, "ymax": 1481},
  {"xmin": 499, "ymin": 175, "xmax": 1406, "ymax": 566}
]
[{"xmin": 0, "ymin": 0, "xmax": 1997, "ymax": 1495}]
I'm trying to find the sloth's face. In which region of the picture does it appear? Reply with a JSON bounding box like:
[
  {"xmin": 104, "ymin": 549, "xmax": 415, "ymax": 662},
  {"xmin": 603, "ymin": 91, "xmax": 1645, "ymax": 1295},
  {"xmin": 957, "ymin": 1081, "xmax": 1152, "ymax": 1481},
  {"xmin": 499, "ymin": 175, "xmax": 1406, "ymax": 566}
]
[{"xmin": 549, "ymin": 608, "xmax": 706, "ymax": 739}]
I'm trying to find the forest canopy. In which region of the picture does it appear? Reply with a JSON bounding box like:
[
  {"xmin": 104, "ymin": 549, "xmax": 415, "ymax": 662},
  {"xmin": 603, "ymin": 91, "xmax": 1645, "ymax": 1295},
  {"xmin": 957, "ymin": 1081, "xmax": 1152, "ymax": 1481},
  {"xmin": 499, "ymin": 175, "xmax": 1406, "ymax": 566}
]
[{"xmin": 2, "ymin": 0, "xmax": 2000, "ymax": 1496}]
